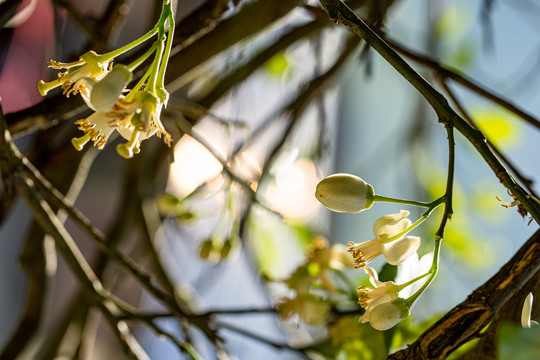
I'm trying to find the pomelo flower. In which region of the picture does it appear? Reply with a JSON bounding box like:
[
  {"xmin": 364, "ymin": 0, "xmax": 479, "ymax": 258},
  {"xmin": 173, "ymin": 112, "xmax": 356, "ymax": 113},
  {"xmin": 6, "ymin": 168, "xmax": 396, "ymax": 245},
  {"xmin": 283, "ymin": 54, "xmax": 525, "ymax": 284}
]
[
  {"xmin": 357, "ymin": 267, "xmax": 399, "ymax": 323},
  {"xmin": 347, "ymin": 210, "xmax": 421, "ymax": 268},
  {"xmin": 71, "ymin": 89, "xmax": 172, "ymax": 158},
  {"xmin": 71, "ymin": 111, "xmax": 119, "ymax": 150},
  {"xmin": 315, "ymin": 173, "xmax": 374, "ymax": 213},
  {"xmin": 37, "ymin": 51, "xmax": 109, "ymax": 97}
]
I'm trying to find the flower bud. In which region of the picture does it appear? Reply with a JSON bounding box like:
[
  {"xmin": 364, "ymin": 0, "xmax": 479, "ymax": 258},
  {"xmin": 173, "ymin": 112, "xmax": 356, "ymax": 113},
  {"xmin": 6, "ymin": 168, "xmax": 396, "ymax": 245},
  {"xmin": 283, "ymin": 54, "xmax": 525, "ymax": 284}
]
[
  {"xmin": 369, "ymin": 298, "xmax": 410, "ymax": 331},
  {"xmin": 90, "ymin": 64, "xmax": 132, "ymax": 112},
  {"xmin": 315, "ymin": 174, "xmax": 374, "ymax": 213}
]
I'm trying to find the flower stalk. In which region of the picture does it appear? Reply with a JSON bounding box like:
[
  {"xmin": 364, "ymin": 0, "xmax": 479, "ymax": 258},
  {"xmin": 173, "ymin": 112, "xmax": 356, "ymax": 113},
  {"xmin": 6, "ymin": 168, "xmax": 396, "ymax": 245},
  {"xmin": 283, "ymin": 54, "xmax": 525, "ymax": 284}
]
[{"xmin": 37, "ymin": 0, "xmax": 176, "ymax": 158}]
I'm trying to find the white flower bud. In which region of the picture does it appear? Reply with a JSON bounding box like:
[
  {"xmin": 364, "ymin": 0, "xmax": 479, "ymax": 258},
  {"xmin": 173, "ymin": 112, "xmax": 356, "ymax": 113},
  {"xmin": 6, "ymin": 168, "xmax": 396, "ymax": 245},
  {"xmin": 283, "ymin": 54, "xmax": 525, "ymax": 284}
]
[
  {"xmin": 315, "ymin": 174, "xmax": 374, "ymax": 213},
  {"xmin": 369, "ymin": 298, "xmax": 410, "ymax": 331}
]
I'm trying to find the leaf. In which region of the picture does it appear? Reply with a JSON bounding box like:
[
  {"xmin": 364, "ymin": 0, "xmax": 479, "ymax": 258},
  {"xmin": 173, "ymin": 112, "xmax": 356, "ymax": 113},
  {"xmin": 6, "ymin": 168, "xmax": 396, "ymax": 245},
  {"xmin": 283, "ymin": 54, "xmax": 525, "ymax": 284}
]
[
  {"xmin": 265, "ymin": 51, "xmax": 290, "ymax": 78},
  {"xmin": 498, "ymin": 323, "xmax": 540, "ymax": 360},
  {"xmin": 471, "ymin": 108, "xmax": 522, "ymax": 148}
]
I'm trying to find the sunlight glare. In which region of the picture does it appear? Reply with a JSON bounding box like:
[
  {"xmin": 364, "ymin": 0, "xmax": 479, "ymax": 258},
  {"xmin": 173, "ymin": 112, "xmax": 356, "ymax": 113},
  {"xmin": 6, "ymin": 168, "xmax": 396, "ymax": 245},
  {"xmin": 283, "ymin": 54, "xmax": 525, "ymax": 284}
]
[{"xmin": 168, "ymin": 135, "xmax": 224, "ymax": 198}]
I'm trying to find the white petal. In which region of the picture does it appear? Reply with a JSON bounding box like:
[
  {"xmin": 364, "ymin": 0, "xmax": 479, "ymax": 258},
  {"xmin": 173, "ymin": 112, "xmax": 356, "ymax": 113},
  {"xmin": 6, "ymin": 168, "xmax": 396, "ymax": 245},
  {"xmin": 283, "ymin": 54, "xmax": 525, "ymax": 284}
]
[
  {"xmin": 364, "ymin": 267, "xmax": 383, "ymax": 287},
  {"xmin": 522, "ymin": 292, "xmax": 534, "ymax": 328},
  {"xmin": 382, "ymin": 236, "xmax": 421, "ymax": 265},
  {"xmin": 373, "ymin": 210, "xmax": 411, "ymax": 240}
]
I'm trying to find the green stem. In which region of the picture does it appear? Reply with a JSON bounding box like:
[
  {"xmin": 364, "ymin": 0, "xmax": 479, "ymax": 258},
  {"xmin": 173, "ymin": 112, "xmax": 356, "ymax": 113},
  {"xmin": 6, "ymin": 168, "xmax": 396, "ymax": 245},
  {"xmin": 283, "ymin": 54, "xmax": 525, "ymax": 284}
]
[
  {"xmin": 436, "ymin": 125, "xmax": 455, "ymax": 240},
  {"xmin": 97, "ymin": 1, "xmax": 172, "ymax": 62},
  {"xmin": 384, "ymin": 197, "xmax": 445, "ymax": 243},
  {"xmin": 397, "ymin": 271, "xmax": 431, "ymax": 291},
  {"xmin": 126, "ymin": 42, "xmax": 158, "ymax": 72},
  {"xmin": 406, "ymin": 238, "xmax": 441, "ymax": 305},
  {"xmin": 157, "ymin": 11, "xmax": 175, "ymax": 93},
  {"xmin": 146, "ymin": 33, "xmax": 165, "ymax": 93},
  {"xmin": 98, "ymin": 26, "xmax": 159, "ymax": 62},
  {"xmin": 373, "ymin": 194, "xmax": 436, "ymax": 208}
]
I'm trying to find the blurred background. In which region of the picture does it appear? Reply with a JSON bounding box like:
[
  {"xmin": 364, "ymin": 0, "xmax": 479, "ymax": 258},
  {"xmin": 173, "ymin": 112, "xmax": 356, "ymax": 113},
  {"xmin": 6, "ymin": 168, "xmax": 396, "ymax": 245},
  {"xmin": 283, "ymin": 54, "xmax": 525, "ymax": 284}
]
[{"xmin": 0, "ymin": 0, "xmax": 539, "ymax": 359}]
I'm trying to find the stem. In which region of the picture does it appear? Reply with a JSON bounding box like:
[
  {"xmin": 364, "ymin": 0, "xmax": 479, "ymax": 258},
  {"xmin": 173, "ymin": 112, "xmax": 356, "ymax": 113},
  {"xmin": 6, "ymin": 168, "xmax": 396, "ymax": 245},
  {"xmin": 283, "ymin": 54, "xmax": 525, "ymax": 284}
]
[
  {"xmin": 373, "ymin": 194, "xmax": 437, "ymax": 208},
  {"xmin": 397, "ymin": 271, "xmax": 431, "ymax": 291},
  {"xmin": 406, "ymin": 238, "xmax": 441, "ymax": 304},
  {"xmin": 126, "ymin": 42, "xmax": 158, "ymax": 72},
  {"xmin": 157, "ymin": 11, "xmax": 175, "ymax": 92},
  {"xmin": 385, "ymin": 197, "xmax": 445, "ymax": 243},
  {"xmin": 97, "ymin": 0, "xmax": 172, "ymax": 62},
  {"xmin": 436, "ymin": 125, "xmax": 455, "ymax": 240},
  {"xmin": 99, "ymin": 26, "xmax": 159, "ymax": 62}
]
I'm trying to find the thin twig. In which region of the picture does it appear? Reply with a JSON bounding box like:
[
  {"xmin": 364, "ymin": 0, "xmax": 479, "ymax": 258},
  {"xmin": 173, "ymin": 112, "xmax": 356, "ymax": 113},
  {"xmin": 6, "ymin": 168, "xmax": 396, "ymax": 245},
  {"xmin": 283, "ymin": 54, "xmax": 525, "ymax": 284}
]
[
  {"xmin": 384, "ymin": 36, "xmax": 540, "ymax": 131},
  {"xmin": 438, "ymin": 78, "xmax": 538, "ymax": 198}
]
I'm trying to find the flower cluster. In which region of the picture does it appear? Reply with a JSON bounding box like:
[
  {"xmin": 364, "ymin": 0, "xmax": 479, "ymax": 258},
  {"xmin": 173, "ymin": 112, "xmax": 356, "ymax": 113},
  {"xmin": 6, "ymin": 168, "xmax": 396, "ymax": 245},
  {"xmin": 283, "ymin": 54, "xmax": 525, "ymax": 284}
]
[
  {"xmin": 37, "ymin": 2, "xmax": 175, "ymax": 158},
  {"xmin": 278, "ymin": 236, "xmax": 352, "ymax": 325},
  {"xmin": 315, "ymin": 173, "xmax": 436, "ymax": 330}
]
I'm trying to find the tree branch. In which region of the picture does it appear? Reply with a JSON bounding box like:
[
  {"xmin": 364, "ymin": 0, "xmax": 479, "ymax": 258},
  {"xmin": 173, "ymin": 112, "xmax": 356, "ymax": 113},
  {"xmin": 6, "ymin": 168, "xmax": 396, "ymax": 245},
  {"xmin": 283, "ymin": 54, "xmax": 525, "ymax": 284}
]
[
  {"xmin": 388, "ymin": 228, "xmax": 540, "ymax": 359},
  {"xmin": 318, "ymin": 0, "xmax": 540, "ymax": 223}
]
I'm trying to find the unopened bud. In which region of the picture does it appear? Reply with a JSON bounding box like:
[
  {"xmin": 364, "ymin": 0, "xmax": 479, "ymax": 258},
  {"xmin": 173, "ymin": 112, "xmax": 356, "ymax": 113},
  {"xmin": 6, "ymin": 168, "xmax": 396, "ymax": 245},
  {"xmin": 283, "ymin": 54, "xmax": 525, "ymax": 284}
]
[
  {"xmin": 369, "ymin": 298, "xmax": 410, "ymax": 331},
  {"xmin": 315, "ymin": 174, "xmax": 374, "ymax": 213}
]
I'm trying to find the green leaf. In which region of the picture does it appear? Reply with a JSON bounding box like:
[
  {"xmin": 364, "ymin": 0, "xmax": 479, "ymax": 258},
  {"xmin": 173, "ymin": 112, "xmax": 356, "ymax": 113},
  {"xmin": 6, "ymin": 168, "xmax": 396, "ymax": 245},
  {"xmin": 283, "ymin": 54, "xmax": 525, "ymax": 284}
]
[
  {"xmin": 498, "ymin": 323, "xmax": 540, "ymax": 360},
  {"xmin": 471, "ymin": 108, "xmax": 522, "ymax": 148},
  {"xmin": 265, "ymin": 51, "xmax": 290, "ymax": 77}
]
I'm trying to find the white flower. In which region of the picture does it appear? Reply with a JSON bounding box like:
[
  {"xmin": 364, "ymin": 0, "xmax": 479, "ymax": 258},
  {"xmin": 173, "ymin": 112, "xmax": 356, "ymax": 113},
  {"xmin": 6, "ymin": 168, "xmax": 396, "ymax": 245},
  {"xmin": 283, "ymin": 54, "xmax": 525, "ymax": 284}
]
[
  {"xmin": 357, "ymin": 267, "xmax": 399, "ymax": 324},
  {"xmin": 368, "ymin": 298, "xmax": 410, "ymax": 331},
  {"xmin": 346, "ymin": 210, "xmax": 421, "ymax": 268},
  {"xmin": 521, "ymin": 292, "xmax": 539, "ymax": 328},
  {"xmin": 71, "ymin": 89, "xmax": 172, "ymax": 158},
  {"xmin": 315, "ymin": 173, "xmax": 374, "ymax": 213},
  {"xmin": 37, "ymin": 51, "xmax": 109, "ymax": 97}
]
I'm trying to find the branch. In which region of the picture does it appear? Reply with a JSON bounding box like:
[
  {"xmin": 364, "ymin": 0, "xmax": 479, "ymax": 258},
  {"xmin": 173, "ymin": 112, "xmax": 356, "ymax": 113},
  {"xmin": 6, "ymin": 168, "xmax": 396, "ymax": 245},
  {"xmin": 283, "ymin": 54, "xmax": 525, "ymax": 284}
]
[
  {"xmin": 388, "ymin": 228, "xmax": 540, "ymax": 359},
  {"xmin": 318, "ymin": 0, "xmax": 540, "ymax": 223},
  {"xmin": 385, "ymin": 37, "xmax": 540, "ymax": 131}
]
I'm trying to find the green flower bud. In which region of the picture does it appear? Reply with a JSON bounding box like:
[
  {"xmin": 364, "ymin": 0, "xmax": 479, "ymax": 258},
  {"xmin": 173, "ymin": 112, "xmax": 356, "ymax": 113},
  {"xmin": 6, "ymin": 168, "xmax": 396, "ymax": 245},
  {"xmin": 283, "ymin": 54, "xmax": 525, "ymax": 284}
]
[
  {"xmin": 90, "ymin": 64, "xmax": 132, "ymax": 112},
  {"xmin": 315, "ymin": 174, "xmax": 374, "ymax": 213}
]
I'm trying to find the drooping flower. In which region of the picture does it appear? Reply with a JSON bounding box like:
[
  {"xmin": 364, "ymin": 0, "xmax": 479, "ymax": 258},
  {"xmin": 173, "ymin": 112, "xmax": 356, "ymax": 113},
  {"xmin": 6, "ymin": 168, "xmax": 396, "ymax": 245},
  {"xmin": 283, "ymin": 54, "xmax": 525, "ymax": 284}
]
[
  {"xmin": 71, "ymin": 111, "xmax": 119, "ymax": 150},
  {"xmin": 367, "ymin": 297, "xmax": 410, "ymax": 331},
  {"xmin": 278, "ymin": 294, "xmax": 330, "ymax": 325},
  {"xmin": 302, "ymin": 236, "xmax": 354, "ymax": 292},
  {"xmin": 37, "ymin": 51, "xmax": 109, "ymax": 97},
  {"xmin": 346, "ymin": 210, "xmax": 421, "ymax": 268},
  {"xmin": 315, "ymin": 173, "xmax": 374, "ymax": 213},
  {"xmin": 71, "ymin": 89, "xmax": 172, "ymax": 158},
  {"xmin": 521, "ymin": 292, "xmax": 539, "ymax": 328},
  {"xmin": 357, "ymin": 267, "xmax": 399, "ymax": 324}
]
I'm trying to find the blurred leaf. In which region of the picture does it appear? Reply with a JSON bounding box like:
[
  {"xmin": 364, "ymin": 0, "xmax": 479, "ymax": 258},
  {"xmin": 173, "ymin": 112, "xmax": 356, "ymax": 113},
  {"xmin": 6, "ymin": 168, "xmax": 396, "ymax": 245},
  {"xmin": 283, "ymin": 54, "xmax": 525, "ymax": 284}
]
[
  {"xmin": 469, "ymin": 180, "xmax": 511, "ymax": 222},
  {"xmin": 471, "ymin": 108, "xmax": 522, "ymax": 148},
  {"xmin": 498, "ymin": 323, "xmax": 540, "ymax": 360},
  {"xmin": 265, "ymin": 51, "xmax": 290, "ymax": 78},
  {"xmin": 435, "ymin": 5, "xmax": 470, "ymax": 42},
  {"xmin": 329, "ymin": 317, "xmax": 387, "ymax": 360},
  {"xmin": 378, "ymin": 263, "xmax": 397, "ymax": 282},
  {"xmin": 446, "ymin": 338, "xmax": 480, "ymax": 359},
  {"xmin": 446, "ymin": 43, "xmax": 475, "ymax": 69}
]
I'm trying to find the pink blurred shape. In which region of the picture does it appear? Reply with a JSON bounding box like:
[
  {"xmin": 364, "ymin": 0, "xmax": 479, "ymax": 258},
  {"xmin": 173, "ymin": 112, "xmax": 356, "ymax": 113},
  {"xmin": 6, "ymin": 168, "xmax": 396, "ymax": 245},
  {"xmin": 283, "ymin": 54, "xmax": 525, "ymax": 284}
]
[{"xmin": 0, "ymin": 0, "xmax": 55, "ymax": 114}]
